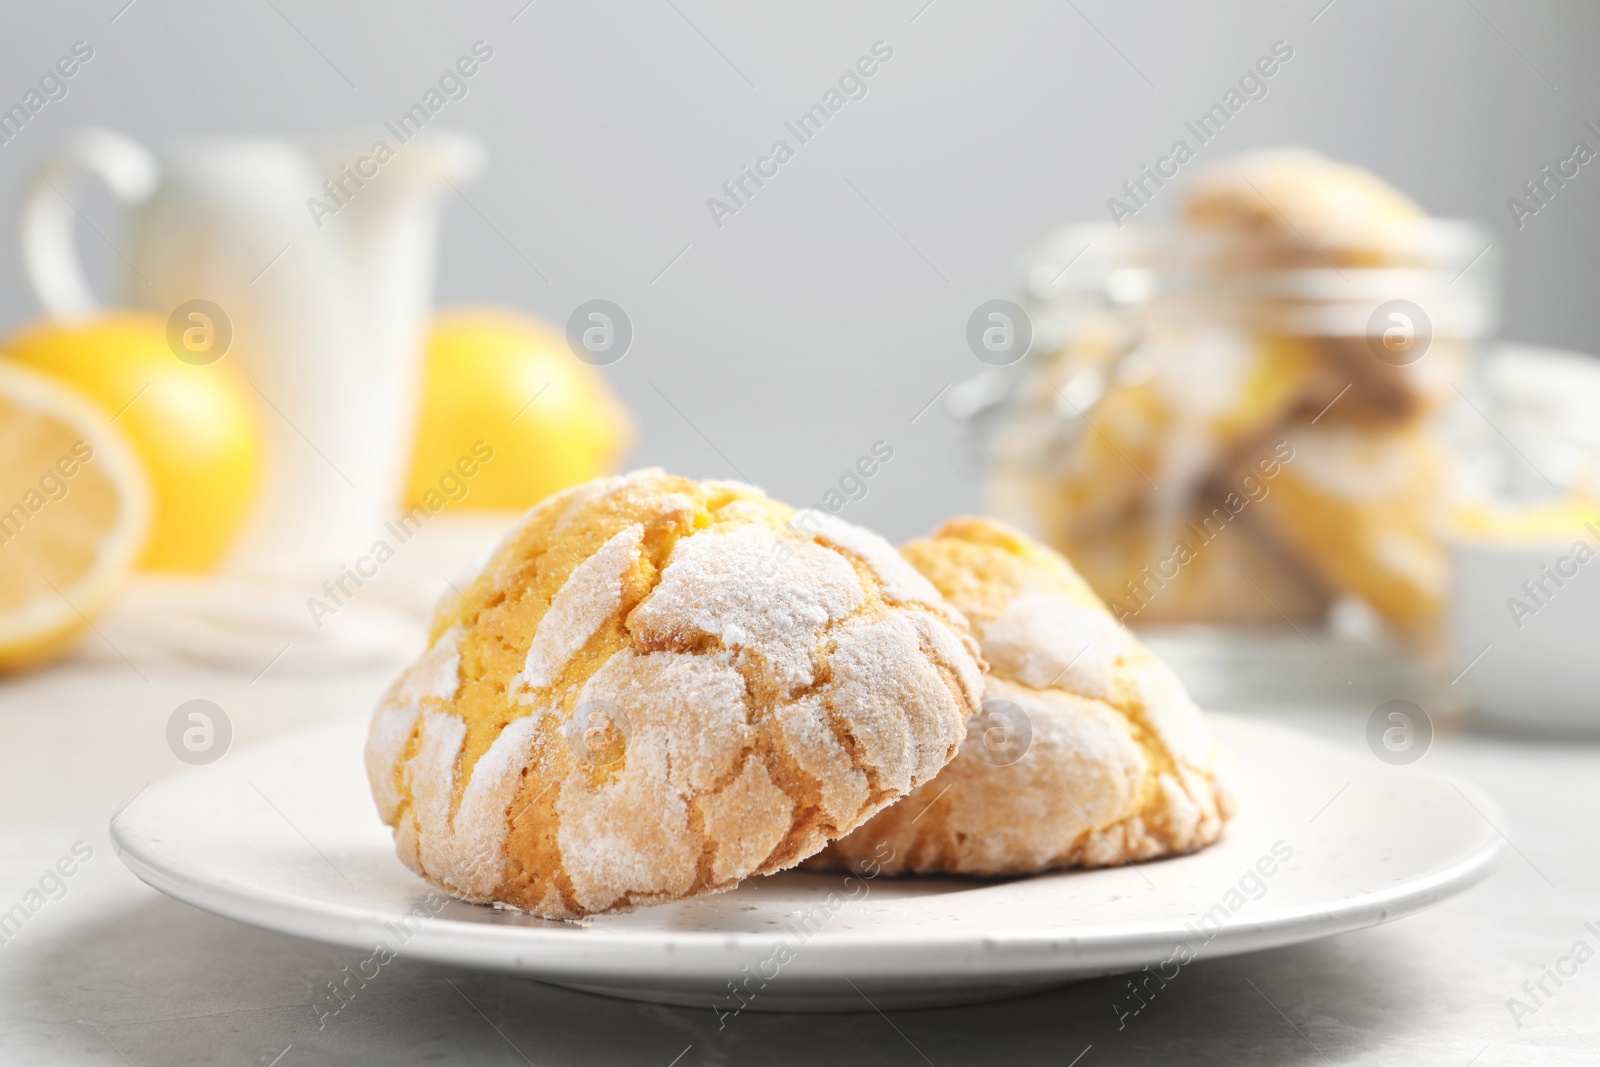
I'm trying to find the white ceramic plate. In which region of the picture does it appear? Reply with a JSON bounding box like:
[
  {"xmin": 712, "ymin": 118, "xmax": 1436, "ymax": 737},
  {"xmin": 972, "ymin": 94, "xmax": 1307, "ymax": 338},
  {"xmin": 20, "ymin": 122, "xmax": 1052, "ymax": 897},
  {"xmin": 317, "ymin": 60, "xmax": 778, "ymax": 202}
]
[{"xmin": 111, "ymin": 714, "xmax": 1503, "ymax": 1012}]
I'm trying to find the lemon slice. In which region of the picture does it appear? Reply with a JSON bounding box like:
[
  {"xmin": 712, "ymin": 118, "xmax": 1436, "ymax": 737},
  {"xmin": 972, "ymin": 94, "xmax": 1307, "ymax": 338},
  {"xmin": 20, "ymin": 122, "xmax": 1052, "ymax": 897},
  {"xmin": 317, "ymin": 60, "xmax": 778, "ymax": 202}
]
[{"xmin": 0, "ymin": 363, "xmax": 149, "ymax": 672}]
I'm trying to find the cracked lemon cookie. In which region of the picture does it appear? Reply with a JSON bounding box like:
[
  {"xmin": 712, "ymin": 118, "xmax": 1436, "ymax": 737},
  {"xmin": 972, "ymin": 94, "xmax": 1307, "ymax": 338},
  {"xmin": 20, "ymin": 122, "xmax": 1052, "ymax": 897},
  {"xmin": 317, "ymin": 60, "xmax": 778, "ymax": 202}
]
[
  {"xmin": 1252, "ymin": 419, "xmax": 1449, "ymax": 641},
  {"xmin": 810, "ymin": 517, "xmax": 1235, "ymax": 877},
  {"xmin": 365, "ymin": 470, "xmax": 985, "ymax": 917}
]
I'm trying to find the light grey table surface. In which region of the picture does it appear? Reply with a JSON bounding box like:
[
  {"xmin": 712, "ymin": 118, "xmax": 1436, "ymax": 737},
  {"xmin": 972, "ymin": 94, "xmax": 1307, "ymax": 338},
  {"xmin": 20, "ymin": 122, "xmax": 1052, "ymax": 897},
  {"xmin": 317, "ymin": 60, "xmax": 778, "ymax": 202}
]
[{"xmin": 0, "ymin": 657, "xmax": 1595, "ymax": 1067}]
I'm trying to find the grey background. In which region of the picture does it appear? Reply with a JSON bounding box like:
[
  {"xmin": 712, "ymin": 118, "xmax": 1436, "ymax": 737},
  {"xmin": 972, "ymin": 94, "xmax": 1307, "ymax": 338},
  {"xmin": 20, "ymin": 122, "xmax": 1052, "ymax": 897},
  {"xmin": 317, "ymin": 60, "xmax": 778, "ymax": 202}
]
[{"xmin": 2, "ymin": 0, "xmax": 1598, "ymax": 540}]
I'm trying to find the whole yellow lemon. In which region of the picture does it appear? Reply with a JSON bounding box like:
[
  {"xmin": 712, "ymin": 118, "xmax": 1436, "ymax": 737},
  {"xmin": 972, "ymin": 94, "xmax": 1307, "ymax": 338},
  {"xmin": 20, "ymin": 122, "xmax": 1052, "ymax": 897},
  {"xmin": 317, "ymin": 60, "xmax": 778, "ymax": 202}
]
[
  {"xmin": 407, "ymin": 309, "xmax": 634, "ymax": 511},
  {"xmin": 1, "ymin": 312, "xmax": 263, "ymax": 573}
]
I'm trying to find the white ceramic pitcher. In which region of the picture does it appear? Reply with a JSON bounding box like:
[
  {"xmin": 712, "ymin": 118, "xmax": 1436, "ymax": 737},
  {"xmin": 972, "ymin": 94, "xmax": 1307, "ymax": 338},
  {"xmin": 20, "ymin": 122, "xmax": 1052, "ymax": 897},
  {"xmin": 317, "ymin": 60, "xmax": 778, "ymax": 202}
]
[{"xmin": 20, "ymin": 126, "xmax": 484, "ymax": 578}]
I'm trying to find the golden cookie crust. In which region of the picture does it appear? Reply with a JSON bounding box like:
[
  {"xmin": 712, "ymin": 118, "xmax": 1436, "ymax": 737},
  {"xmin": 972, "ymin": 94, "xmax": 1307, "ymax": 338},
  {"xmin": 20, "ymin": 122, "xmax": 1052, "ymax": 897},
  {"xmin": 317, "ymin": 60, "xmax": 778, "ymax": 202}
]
[
  {"xmin": 364, "ymin": 470, "xmax": 985, "ymax": 916},
  {"xmin": 1183, "ymin": 147, "xmax": 1427, "ymax": 269},
  {"xmin": 809, "ymin": 517, "xmax": 1236, "ymax": 877},
  {"xmin": 1252, "ymin": 419, "xmax": 1449, "ymax": 640}
]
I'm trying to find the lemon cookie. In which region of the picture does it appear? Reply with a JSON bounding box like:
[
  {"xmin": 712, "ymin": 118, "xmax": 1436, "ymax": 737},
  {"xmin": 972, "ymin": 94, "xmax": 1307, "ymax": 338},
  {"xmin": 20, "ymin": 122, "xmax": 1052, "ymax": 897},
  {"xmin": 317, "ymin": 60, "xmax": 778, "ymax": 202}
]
[
  {"xmin": 1251, "ymin": 420, "xmax": 1449, "ymax": 640},
  {"xmin": 1184, "ymin": 148, "xmax": 1427, "ymax": 269},
  {"xmin": 810, "ymin": 517, "xmax": 1235, "ymax": 877},
  {"xmin": 365, "ymin": 470, "xmax": 985, "ymax": 916}
]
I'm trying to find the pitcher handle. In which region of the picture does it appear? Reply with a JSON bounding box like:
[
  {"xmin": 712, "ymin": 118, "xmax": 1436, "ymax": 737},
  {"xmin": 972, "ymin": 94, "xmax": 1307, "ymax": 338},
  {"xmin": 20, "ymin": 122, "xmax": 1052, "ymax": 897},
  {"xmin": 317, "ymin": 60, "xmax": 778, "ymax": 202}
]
[{"xmin": 21, "ymin": 127, "xmax": 159, "ymax": 321}]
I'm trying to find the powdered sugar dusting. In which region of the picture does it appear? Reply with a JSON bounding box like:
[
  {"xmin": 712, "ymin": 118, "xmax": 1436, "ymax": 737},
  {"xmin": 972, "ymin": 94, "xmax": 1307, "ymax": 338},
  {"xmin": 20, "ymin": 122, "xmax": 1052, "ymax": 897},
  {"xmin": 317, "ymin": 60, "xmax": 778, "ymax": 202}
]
[
  {"xmin": 550, "ymin": 472, "xmax": 645, "ymax": 534},
  {"xmin": 1154, "ymin": 770, "xmax": 1203, "ymax": 843},
  {"xmin": 905, "ymin": 611, "xmax": 986, "ymax": 709},
  {"xmin": 695, "ymin": 755, "xmax": 793, "ymax": 883},
  {"xmin": 632, "ymin": 525, "xmax": 864, "ymax": 692},
  {"xmin": 585, "ymin": 649, "xmax": 754, "ymax": 791},
  {"xmin": 717, "ymin": 500, "xmax": 773, "ymax": 524},
  {"xmin": 365, "ymin": 701, "xmax": 422, "ymax": 822},
  {"xmin": 937, "ymin": 678, "xmax": 1147, "ymax": 870},
  {"xmin": 556, "ymin": 650, "xmax": 754, "ymax": 911},
  {"xmin": 394, "ymin": 813, "xmax": 421, "ymax": 875},
  {"xmin": 408, "ymin": 711, "xmax": 468, "ymax": 885},
  {"xmin": 810, "ymin": 513, "xmax": 946, "ymax": 608},
  {"xmin": 824, "ymin": 614, "xmax": 966, "ymax": 795},
  {"xmin": 512, "ymin": 524, "xmax": 644, "ymax": 696},
  {"xmin": 775, "ymin": 696, "xmax": 870, "ymax": 826},
  {"xmin": 650, "ymin": 492, "xmax": 697, "ymax": 523},
  {"xmin": 1123, "ymin": 656, "xmax": 1212, "ymax": 769},
  {"xmin": 556, "ymin": 766, "xmax": 697, "ymax": 913},
  {"xmin": 978, "ymin": 592, "xmax": 1122, "ymax": 699},
  {"xmin": 397, "ymin": 711, "xmax": 547, "ymax": 900},
  {"xmin": 534, "ymin": 883, "xmax": 569, "ymax": 918},
  {"xmin": 444, "ymin": 715, "xmax": 543, "ymax": 897},
  {"xmin": 398, "ymin": 626, "xmax": 463, "ymax": 705}
]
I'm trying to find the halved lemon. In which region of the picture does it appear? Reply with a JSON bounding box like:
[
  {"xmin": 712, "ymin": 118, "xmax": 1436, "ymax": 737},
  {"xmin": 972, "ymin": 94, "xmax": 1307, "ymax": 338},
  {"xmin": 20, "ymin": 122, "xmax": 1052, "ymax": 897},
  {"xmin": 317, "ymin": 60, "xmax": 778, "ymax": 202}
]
[
  {"xmin": 0, "ymin": 363, "xmax": 150, "ymax": 672},
  {"xmin": 2, "ymin": 313, "xmax": 262, "ymax": 572}
]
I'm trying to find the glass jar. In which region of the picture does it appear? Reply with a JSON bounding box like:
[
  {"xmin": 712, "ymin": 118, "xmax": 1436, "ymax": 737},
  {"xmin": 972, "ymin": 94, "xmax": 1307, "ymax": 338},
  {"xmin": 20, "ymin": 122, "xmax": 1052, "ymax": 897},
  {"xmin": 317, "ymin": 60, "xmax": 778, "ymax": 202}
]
[{"xmin": 977, "ymin": 218, "xmax": 1498, "ymax": 648}]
